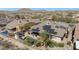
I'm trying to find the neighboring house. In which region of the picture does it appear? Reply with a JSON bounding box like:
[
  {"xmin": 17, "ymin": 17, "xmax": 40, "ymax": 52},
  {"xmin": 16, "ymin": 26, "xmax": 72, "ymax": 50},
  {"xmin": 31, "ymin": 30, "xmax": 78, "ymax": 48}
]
[
  {"xmin": 73, "ymin": 24, "xmax": 79, "ymax": 50},
  {"xmin": 5, "ymin": 19, "xmax": 41, "ymax": 40},
  {"xmin": 6, "ymin": 19, "xmax": 41, "ymax": 30},
  {"xmin": 74, "ymin": 24, "xmax": 79, "ymax": 42},
  {"xmin": 5, "ymin": 19, "xmax": 28, "ymax": 29}
]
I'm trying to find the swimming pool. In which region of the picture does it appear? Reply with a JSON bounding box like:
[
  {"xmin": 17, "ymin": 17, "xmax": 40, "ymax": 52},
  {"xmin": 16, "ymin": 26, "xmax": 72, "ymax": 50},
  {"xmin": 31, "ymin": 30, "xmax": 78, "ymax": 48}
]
[{"xmin": 0, "ymin": 31, "xmax": 9, "ymax": 37}]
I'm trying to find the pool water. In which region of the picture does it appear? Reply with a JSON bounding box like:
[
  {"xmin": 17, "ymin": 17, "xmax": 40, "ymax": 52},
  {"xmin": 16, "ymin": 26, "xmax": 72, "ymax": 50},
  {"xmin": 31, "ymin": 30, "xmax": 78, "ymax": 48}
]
[{"xmin": 0, "ymin": 31, "xmax": 9, "ymax": 37}]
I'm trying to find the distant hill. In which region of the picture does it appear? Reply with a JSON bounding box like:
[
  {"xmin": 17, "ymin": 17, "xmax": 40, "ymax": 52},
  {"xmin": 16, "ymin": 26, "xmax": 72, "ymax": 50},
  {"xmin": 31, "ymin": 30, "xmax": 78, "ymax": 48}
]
[
  {"xmin": 0, "ymin": 8, "xmax": 79, "ymax": 24},
  {"xmin": 17, "ymin": 8, "xmax": 32, "ymax": 12}
]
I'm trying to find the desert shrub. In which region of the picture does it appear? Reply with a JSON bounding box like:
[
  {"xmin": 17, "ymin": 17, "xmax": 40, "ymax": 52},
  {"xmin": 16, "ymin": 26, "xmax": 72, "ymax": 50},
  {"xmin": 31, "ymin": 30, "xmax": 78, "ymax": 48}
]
[{"xmin": 67, "ymin": 41, "xmax": 71, "ymax": 46}]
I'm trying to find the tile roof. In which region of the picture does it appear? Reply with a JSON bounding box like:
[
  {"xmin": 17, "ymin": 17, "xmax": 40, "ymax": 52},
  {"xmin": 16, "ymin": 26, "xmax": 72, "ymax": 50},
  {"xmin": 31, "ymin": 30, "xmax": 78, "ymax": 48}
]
[
  {"xmin": 31, "ymin": 21, "xmax": 68, "ymax": 37},
  {"xmin": 6, "ymin": 19, "xmax": 27, "ymax": 29}
]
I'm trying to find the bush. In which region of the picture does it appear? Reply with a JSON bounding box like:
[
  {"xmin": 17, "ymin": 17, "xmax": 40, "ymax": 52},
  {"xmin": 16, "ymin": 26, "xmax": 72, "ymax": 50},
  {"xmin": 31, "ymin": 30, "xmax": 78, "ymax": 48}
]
[
  {"xmin": 57, "ymin": 43, "xmax": 64, "ymax": 47},
  {"xmin": 35, "ymin": 42, "xmax": 42, "ymax": 47},
  {"xmin": 46, "ymin": 40, "xmax": 56, "ymax": 48},
  {"xmin": 49, "ymin": 40, "xmax": 64, "ymax": 47},
  {"xmin": 24, "ymin": 36, "xmax": 35, "ymax": 46},
  {"xmin": 34, "ymin": 40, "xmax": 43, "ymax": 47},
  {"xmin": 48, "ymin": 40, "xmax": 58, "ymax": 47},
  {"xmin": 48, "ymin": 41, "xmax": 55, "ymax": 48}
]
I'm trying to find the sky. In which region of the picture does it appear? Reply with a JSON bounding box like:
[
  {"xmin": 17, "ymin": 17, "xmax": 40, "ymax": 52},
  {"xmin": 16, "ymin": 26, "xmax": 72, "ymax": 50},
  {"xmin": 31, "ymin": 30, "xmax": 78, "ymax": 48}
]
[
  {"xmin": 31, "ymin": 8, "xmax": 79, "ymax": 11},
  {"xmin": 0, "ymin": 8, "xmax": 79, "ymax": 11}
]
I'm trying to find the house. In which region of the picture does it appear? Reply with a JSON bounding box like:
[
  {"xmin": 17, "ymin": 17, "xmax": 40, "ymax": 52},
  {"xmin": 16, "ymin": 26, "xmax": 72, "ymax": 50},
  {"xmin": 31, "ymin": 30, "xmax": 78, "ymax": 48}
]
[{"xmin": 31, "ymin": 21, "xmax": 69, "ymax": 42}]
